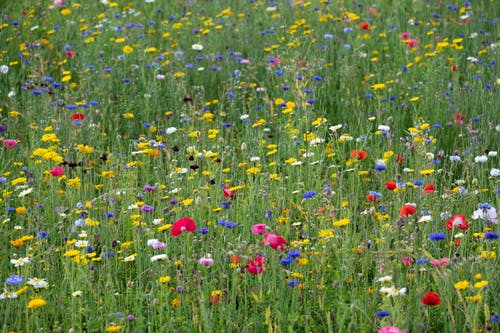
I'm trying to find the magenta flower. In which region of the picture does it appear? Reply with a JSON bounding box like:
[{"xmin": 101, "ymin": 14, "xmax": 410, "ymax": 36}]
[
  {"xmin": 262, "ymin": 233, "xmax": 286, "ymax": 250},
  {"xmin": 251, "ymin": 224, "xmax": 268, "ymax": 235},
  {"xmin": 171, "ymin": 217, "xmax": 197, "ymax": 237},
  {"xmin": 3, "ymin": 139, "xmax": 18, "ymax": 148},
  {"xmin": 49, "ymin": 166, "xmax": 65, "ymax": 177},
  {"xmin": 378, "ymin": 326, "xmax": 408, "ymax": 333}
]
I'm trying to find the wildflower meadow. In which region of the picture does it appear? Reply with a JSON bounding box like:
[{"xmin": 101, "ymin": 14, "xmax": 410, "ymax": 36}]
[{"xmin": 1, "ymin": 0, "xmax": 499, "ymax": 332}]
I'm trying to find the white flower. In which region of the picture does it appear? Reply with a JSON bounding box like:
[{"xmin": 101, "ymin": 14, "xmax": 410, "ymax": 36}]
[
  {"xmin": 474, "ymin": 155, "xmax": 488, "ymax": 163},
  {"xmin": 191, "ymin": 44, "xmax": 203, "ymax": 51},
  {"xmin": 472, "ymin": 204, "xmax": 498, "ymax": 224},
  {"xmin": 18, "ymin": 188, "xmax": 33, "ymax": 197},
  {"xmin": 0, "ymin": 65, "xmax": 9, "ymax": 74},
  {"xmin": 10, "ymin": 257, "xmax": 31, "ymax": 267},
  {"xmin": 329, "ymin": 124, "xmax": 342, "ymax": 132},
  {"xmin": 379, "ymin": 286, "xmax": 407, "ymax": 297},
  {"xmin": 0, "ymin": 290, "xmax": 18, "ymax": 299},
  {"xmin": 74, "ymin": 240, "xmax": 88, "ymax": 248},
  {"xmin": 147, "ymin": 238, "xmax": 160, "ymax": 246},
  {"xmin": 123, "ymin": 255, "xmax": 136, "ymax": 262},
  {"xmin": 376, "ymin": 275, "xmax": 392, "ymax": 283},
  {"xmin": 418, "ymin": 215, "xmax": 432, "ymax": 223},
  {"xmin": 377, "ymin": 125, "xmax": 390, "ymax": 131},
  {"xmin": 27, "ymin": 277, "xmax": 49, "ymax": 289},
  {"xmin": 490, "ymin": 168, "xmax": 500, "ymax": 177},
  {"xmin": 487, "ymin": 151, "xmax": 497, "ymax": 157},
  {"xmin": 309, "ymin": 138, "xmax": 325, "ymax": 146},
  {"xmin": 150, "ymin": 254, "xmax": 168, "ymax": 262},
  {"xmin": 165, "ymin": 127, "xmax": 177, "ymax": 135}
]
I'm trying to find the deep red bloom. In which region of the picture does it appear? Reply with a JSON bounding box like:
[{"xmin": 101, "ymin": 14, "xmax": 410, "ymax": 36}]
[
  {"xmin": 451, "ymin": 64, "xmax": 458, "ymax": 72},
  {"xmin": 71, "ymin": 112, "xmax": 85, "ymax": 121},
  {"xmin": 223, "ymin": 187, "xmax": 236, "ymax": 199},
  {"xmin": 66, "ymin": 51, "xmax": 76, "ymax": 57},
  {"xmin": 446, "ymin": 214, "xmax": 469, "ymax": 231},
  {"xmin": 350, "ymin": 149, "xmax": 367, "ymax": 160},
  {"xmin": 262, "ymin": 233, "xmax": 286, "ymax": 250},
  {"xmin": 396, "ymin": 155, "xmax": 404, "ymax": 163},
  {"xmin": 399, "ymin": 204, "xmax": 417, "ymax": 217},
  {"xmin": 366, "ymin": 194, "xmax": 378, "ymax": 202},
  {"xmin": 423, "ymin": 183, "xmax": 435, "ymax": 194},
  {"xmin": 49, "ymin": 166, "xmax": 65, "ymax": 177},
  {"xmin": 246, "ymin": 256, "xmax": 265, "ymax": 274},
  {"xmin": 421, "ymin": 292, "xmax": 440, "ymax": 306},
  {"xmin": 385, "ymin": 181, "xmax": 397, "ymax": 191},
  {"xmin": 358, "ymin": 21, "xmax": 370, "ymax": 31},
  {"xmin": 171, "ymin": 217, "xmax": 197, "ymax": 237}
]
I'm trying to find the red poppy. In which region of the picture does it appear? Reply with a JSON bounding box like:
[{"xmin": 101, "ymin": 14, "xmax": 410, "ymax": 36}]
[
  {"xmin": 71, "ymin": 112, "xmax": 85, "ymax": 121},
  {"xmin": 396, "ymin": 155, "xmax": 404, "ymax": 163},
  {"xmin": 66, "ymin": 51, "xmax": 76, "ymax": 57},
  {"xmin": 385, "ymin": 181, "xmax": 397, "ymax": 191},
  {"xmin": 446, "ymin": 214, "xmax": 469, "ymax": 231},
  {"xmin": 421, "ymin": 292, "xmax": 440, "ymax": 306},
  {"xmin": 229, "ymin": 255, "xmax": 241, "ymax": 264},
  {"xmin": 350, "ymin": 149, "xmax": 367, "ymax": 160},
  {"xmin": 171, "ymin": 217, "xmax": 197, "ymax": 237},
  {"xmin": 49, "ymin": 166, "xmax": 65, "ymax": 177},
  {"xmin": 358, "ymin": 21, "xmax": 370, "ymax": 31},
  {"xmin": 209, "ymin": 294, "xmax": 220, "ymax": 305},
  {"xmin": 262, "ymin": 233, "xmax": 286, "ymax": 250},
  {"xmin": 454, "ymin": 113, "xmax": 466, "ymax": 126},
  {"xmin": 451, "ymin": 64, "xmax": 458, "ymax": 72},
  {"xmin": 423, "ymin": 183, "xmax": 435, "ymax": 194},
  {"xmin": 223, "ymin": 187, "xmax": 236, "ymax": 199},
  {"xmin": 366, "ymin": 194, "xmax": 378, "ymax": 202},
  {"xmin": 399, "ymin": 204, "xmax": 417, "ymax": 217},
  {"xmin": 246, "ymin": 256, "xmax": 265, "ymax": 274}
]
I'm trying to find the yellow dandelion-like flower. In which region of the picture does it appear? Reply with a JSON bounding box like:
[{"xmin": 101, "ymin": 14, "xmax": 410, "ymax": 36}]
[
  {"xmin": 333, "ymin": 218, "xmax": 350, "ymax": 227},
  {"xmin": 454, "ymin": 280, "xmax": 469, "ymax": 290},
  {"xmin": 27, "ymin": 296, "xmax": 47, "ymax": 309},
  {"xmin": 106, "ymin": 325, "xmax": 124, "ymax": 333}
]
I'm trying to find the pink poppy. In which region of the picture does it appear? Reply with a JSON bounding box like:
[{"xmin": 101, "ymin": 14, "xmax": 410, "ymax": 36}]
[
  {"xmin": 251, "ymin": 224, "xmax": 268, "ymax": 235},
  {"xmin": 261, "ymin": 233, "xmax": 286, "ymax": 250},
  {"xmin": 3, "ymin": 139, "xmax": 18, "ymax": 148},
  {"xmin": 246, "ymin": 256, "xmax": 265, "ymax": 274},
  {"xmin": 49, "ymin": 166, "xmax": 65, "ymax": 177},
  {"xmin": 446, "ymin": 214, "xmax": 469, "ymax": 231},
  {"xmin": 171, "ymin": 217, "xmax": 197, "ymax": 237}
]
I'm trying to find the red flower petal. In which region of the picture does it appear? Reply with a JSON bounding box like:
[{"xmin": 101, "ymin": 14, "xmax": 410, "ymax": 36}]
[
  {"xmin": 171, "ymin": 217, "xmax": 196, "ymax": 237},
  {"xmin": 423, "ymin": 183, "xmax": 435, "ymax": 194},
  {"xmin": 246, "ymin": 256, "xmax": 265, "ymax": 274},
  {"xmin": 446, "ymin": 214, "xmax": 468, "ymax": 231},
  {"xmin": 385, "ymin": 181, "xmax": 397, "ymax": 190},
  {"xmin": 399, "ymin": 204, "xmax": 417, "ymax": 217},
  {"xmin": 421, "ymin": 292, "xmax": 440, "ymax": 306}
]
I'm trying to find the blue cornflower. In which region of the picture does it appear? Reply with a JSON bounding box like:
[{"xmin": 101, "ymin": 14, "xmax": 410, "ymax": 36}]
[
  {"xmin": 429, "ymin": 232, "xmax": 446, "ymax": 241},
  {"xmin": 376, "ymin": 310, "xmax": 390, "ymax": 318},
  {"xmin": 303, "ymin": 191, "xmax": 316, "ymax": 199},
  {"xmin": 5, "ymin": 274, "xmax": 24, "ymax": 285},
  {"xmin": 485, "ymin": 232, "xmax": 499, "ymax": 240}
]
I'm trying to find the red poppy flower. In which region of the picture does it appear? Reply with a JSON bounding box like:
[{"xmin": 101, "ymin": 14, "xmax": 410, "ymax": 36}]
[
  {"xmin": 446, "ymin": 214, "xmax": 469, "ymax": 231},
  {"xmin": 209, "ymin": 294, "xmax": 220, "ymax": 305},
  {"xmin": 421, "ymin": 292, "xmax": 440, "ymax": 306},
  {"xmin": 399, "ymin": 204, "xmax": 417, "ymax": 217},
  {"xmin": 223, "ymin": 187, "xmax": 236, "ymax": 199},
  {"xmin": 71, "ymin": 112, "xmax": 85, "ymax": 121},
  {"xmin": 171, "ymin": 217, "xmax": 197, "ymax": 237},
  {"xmin": 350, "ymin": 149, "xmax": 367, "ymax": 160},
  {"xmin": 246, "ymin": 256, "xmax": 265, "ymax": 274},
  {"xmin": 423, "ymin": 183, "xmax": 435, "ymax": 194},
  {"xmin": 451, "ymin": 64, "xmax": 458, "ymax": 72},
  {"xmin": 229, "ymin": 255, "xmax": 240, "ymax": 264},
  {"xmin": 358, "ymin": 21, "xmax": 370, "ymax": 31},
  {"xmin": 385, "ymin": 181, "xmax": 397, "ymax": 191},
  {"xmin": 66, "ymin": 51, "xmax": 76, "ymax": 57},
  {"xmin": 454, "ymin": 113, "xmax": 466, "ymax": 125},
  {"xmin": 49, "ymin": 166, "xmax": 65, "ymax": 177},
  {"xmin": 262, "ymin": 233, "xmax": 286, "ymax": 250},
  {"xmin": 396, "ymin": 155, "xmax": 404, "ymax": 163},
  {"xmin": 366, "ymin": 194, "xmax": 378, "ymax": 202}
]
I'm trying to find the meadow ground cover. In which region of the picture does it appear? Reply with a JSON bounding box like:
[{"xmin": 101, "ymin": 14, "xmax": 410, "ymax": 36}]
[{"xmin": 0, "ymin": 0, "xmax": 499, "ymax": 332}]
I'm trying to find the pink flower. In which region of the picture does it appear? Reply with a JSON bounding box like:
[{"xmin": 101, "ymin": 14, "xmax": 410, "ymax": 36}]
[
  {"xmin": 53, "ymin": 0, "xmax": 64, "ymax": 8},
  {"xmin": 246, "ymin": 256, "xmax": 265, "ymax": 274},
  {"xmin": 3, "ymin": 139, "xmax": 18, "ymax": 148},
  {"xmin": 49, "ymin": 166, "xmax": 65, "ymax": 177},
  {"xmin": 199, "ymin": 257, "xmax": 213, "ymax": 266},
  {"xmin": 401, "ymin": 256, "xmax": 414, "ymax": 267},
  {"xmin": 430, "ymin": 258, "xmax": 449, "ymax": 267},
  {"xmin": 262, "ymin": 233, "xmax": 286, "ymax": 250},
  {"xmin": 171, "ymin": 217, "xmax": 197, "ymax": 237},
  {"xmin": 378, "ymin": 326, "xmax": 408, "ymax": 333},
  {"xmin": 401, "ymin": 32, "xmax": 410, "ymax": 39},
  {"xmin": 251, "ymin": 224, "xmax": 268, "ymax": 235},
  {"xmin": 152, "ymin": 242, "xmax": 166, "ymax": 250}
]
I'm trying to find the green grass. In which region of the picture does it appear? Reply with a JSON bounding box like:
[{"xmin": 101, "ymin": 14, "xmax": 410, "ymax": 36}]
[{"xmin": 0, "ymin": 0, "xmax": 499, "ymax": 332}]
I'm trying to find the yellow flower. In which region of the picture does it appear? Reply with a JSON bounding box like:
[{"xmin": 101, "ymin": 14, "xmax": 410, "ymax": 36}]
[
  {"xmin": 123, "ymin": 45, "xmax": 133, "ymax": 54},
  {"xmin": 454, "ymin": 280, "xmax": 469, "ymax": 290},
  {"xmin": 246, "ymin": 167, "xmax": 260, "ymax": 175},
  {"xmin": 333, "ymin": 218, "xmax": 350, "ymax": 227},
  {"xmin": 371, "ymin": 83, "xmax": 386, "ymax": 90},
  {"xmin": 27, "ymin": 296, "xmax": 47, "ymax": 309},
  {"xmin": 16, "ymin": 206, "xmax": 27, "ymax": 215},
  {"xmin": 158, "ymin": 275, "xmax": 171, "ymax": 283},
  {"xmin": 67, "ymin": 177, "xmax": 81, "ymax": 188},
  {"xmin": 473, "ymin": 280, "xmax": 488, "ymax": 289},
  {"xmin": 64, "ymin": 249, "xmax": 81, "ymax": 257},
  {"xmin": 60, "ymin": 9, "xmax": 71, "ymax": 16},
  {"xmin": 105, "ymin": 326, "xmax": 123, "ymax": 333}
]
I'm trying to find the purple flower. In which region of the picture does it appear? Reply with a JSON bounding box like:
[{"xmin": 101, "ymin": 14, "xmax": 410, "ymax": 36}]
[
  {"xmin": 5, "ymin": 274, "xmax": 24, "ymax": 285},
  {"xmin": 141, "ymin": 205, "xmax": 153, "ymax": 213}
]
